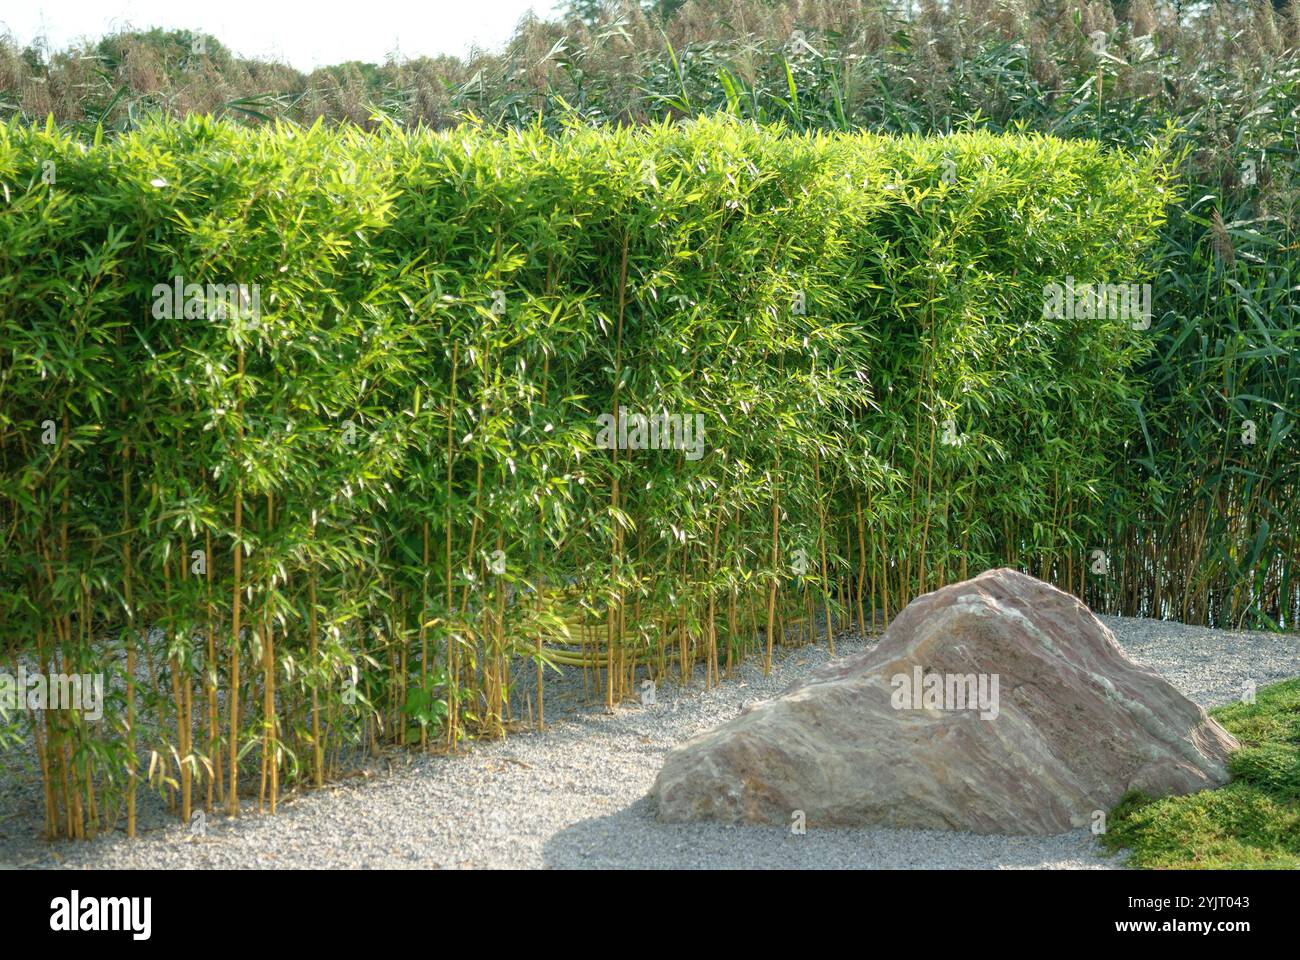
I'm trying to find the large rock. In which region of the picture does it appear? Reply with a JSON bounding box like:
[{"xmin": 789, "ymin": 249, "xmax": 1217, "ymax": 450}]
[{"xmin": 651, "ymin": 568, "xmax": 1238, "ymax": 834}]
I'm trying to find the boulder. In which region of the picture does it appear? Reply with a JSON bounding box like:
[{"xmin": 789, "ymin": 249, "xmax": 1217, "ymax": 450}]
[{"xmin": 651, "ymin": 568, "xmax": 1238, "ymax": 834}]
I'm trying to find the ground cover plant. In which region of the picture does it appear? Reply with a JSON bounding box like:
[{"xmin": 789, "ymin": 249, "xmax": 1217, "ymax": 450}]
[
  {"xmin": 0, "ymin": 115, "xmax": 1174, "ymax": 839},
  {"xmin": 1102, "ymin": 677, "xmax": 1300, "ymax": 868}
]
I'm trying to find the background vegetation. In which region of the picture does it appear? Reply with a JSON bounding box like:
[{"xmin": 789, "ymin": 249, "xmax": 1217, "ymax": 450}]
[{"xmin": 3, "ymin": 0, "xmax": 1296, "ymax": 630}]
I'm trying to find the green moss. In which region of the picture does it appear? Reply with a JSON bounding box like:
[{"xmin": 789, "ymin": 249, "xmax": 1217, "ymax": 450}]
[{"xmin": 1101, "ymin": 677, "xmax": 1300, "ymax": 869}]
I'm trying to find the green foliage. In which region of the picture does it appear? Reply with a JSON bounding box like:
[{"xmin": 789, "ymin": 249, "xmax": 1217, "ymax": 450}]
[
  {"xmin": 2, "ymin": 2, "xmax": 1296, "ymax": 627},
  {"xmin": 1102, "ymin": 678, "xmax": 1300, "ymax": 868},
  {"xmin": 0, "ymin": 114, "xmax": 1171, "ymax": 836}
]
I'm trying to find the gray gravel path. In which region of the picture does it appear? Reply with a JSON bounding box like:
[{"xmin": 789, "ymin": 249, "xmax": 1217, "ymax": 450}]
[{"xmin": 2, "ymin": 615, "xmax": 1296, "ymax": 870}]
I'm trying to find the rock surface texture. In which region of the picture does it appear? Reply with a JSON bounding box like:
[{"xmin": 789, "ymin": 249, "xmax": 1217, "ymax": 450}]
[{"xmin": 651, "ymin": 568, "xmax": 1238, "ymax": 833}]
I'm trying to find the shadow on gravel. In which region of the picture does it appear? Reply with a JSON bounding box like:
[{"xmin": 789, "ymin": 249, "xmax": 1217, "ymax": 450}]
[
  {"xmin": 542, "ymin": 796, "xmax": 1116, "ymax": 870},
  {"xmin": 542, "ymin": 796, "xmax": 824, "ymax": 870}
]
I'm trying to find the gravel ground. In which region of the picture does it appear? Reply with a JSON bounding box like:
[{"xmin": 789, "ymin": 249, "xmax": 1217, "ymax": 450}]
[{"xmin": 2, "ymin": 615, "xmax": 1296, "ymax": 870}]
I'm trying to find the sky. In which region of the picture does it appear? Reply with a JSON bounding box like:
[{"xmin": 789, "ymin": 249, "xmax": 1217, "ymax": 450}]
[{"xmin": 0, "ymin": 0, "xmax": 565, "ymax": 70}]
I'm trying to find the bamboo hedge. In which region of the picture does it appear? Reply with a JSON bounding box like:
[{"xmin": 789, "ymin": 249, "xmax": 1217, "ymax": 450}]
[{"xmin": 3, "ymin": 115, "xmax": 1179, "ymax": 838}]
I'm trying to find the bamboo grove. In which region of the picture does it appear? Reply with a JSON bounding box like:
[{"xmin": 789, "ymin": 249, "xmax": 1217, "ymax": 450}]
[
  {"xmin": 6, "ymin": 4, "xmax": 1300, "ymax": 625},
  {"xmin": 0, "ymin": 114, "xmax": 1276, "ymax": 842}
]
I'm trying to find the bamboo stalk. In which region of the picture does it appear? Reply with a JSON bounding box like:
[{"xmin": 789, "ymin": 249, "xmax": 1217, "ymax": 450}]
[
  {"xmin": 765, "ymin": 475, "xmax": 780, "ymax": 675},
  {"xmin": 262, "ymin": 492, "xmax": 278, "ymax": 815},
  {"xmin": 445, "ymin": 341, "xmax": 459, "ymax": 752},
  {"xmin": 228, "ymin": 347, "xmax": 245, "ymax": 818}
]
